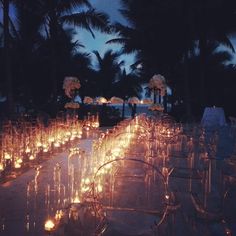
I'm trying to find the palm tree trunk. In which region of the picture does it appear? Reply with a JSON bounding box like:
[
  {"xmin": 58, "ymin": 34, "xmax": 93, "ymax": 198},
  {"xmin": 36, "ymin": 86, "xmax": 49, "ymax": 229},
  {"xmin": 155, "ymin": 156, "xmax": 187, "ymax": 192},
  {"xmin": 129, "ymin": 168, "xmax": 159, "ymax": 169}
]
[
  {"xmin": 163, "ymin": 95, "xmax": 167, "ymax": 112},
  {"xmin": 199, "ymin": 0, "xmax": 207, "ymax": 108},
  {"xmin": 183, "ymin": 51, "xmax": 192, "ymax": 120},
  {"xmin": 182, "ymin": 0, "xmax": 192, "ymax": 121},
  {"xmin": 48, "ymin": 11, "xmax": 59, "ymax": 116},
  {"xmin": 131, "ymin": 104, "xmax": 136, "ymax": 118},
  {"xmin": 3, "ymin": 0, "xmax": 14, "ymax": 116},
  {"xmin": 122, "ymin": 102, "xmax": 125, "ymax": 119},
  {"xmin": 199, "ymin": 36, "xmax": 207, "ymax": 107},
  {"xmin": 153, "ymin": 89, "xmax": 157, "ymax": 104},
  {"xmin": 158, "ymin": 89, "xmax": 161, "ymax": 104}
]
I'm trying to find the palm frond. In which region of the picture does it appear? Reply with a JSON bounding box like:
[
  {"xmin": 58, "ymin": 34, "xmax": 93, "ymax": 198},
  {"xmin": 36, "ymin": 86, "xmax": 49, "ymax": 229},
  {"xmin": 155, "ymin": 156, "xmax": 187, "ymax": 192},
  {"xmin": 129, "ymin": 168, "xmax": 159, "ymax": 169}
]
[
  {"xmin": 130, "ymin": 60, "xmax": 143, "ymax": 71},
  {"xmin": 73, "ymin": 52, "xmax": 92, "ymax": 69},
  {"xmin": 110, "ymin": 22, "xmax": 135, "ymax": 36},
  {"xmin": 9, "ymin": 16, "xmax": 20, "ymax": 41},
  {"xmin": 106, "ymin": 38, "xmax": 128, "ymax": 45},
  {"xmin": 93, "ymin": 50, "xmax": 103, "ymax": 65},
  {"xmin": 216, "ymin": 34, "xmax": 235, "ymax": 53},
  {"xmin": 73, "ymin": 39, "xmax": 84, "ymax": 48},
  {"xmin": 211, "ymin": 51, "xmax": 233, "ymax": 65},
  {"xmin": 61, "ymin": 9, "xmax": 110, "ymax": 37},
  {"xmin": 57, "ymin": 0, "xmax": 91, "ymax": 14},
  {"xmin": 118, "ymin": 60, "xmax": 125, "ymax": 67}
]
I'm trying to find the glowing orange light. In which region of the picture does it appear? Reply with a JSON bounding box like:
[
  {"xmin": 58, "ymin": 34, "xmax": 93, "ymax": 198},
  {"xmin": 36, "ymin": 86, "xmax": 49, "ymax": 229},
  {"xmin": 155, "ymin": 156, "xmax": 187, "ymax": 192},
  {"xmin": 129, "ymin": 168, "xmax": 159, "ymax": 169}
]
[{"xmin": 44, "ymin": 219, "xmax": 55, "ymax": 232}]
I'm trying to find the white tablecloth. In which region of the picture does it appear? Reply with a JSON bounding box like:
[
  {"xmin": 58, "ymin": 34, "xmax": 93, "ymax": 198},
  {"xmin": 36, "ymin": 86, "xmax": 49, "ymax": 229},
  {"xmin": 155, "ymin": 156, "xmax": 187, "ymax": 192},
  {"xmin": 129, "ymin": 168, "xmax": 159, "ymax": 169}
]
[{"xmin": 201, "ymin": 107, "xmax": 226, "ymax": 127}]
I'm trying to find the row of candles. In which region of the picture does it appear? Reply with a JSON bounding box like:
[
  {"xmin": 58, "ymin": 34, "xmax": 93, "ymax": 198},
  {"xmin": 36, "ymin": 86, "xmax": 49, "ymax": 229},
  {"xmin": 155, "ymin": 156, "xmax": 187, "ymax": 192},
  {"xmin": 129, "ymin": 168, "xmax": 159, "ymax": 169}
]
[
  {"xmin": 42, "ymin": 114, "xmax": 187, "ymax": 234},
  {"xmin": 0, "ymin": 113, "xmax": 99, "ymax": 177},
  {"xmin": 33, "ymin": 114, "xmax": 234, "ymax": 235},
  {"xmin": 41, "ymin": 117, "xmax": 145, "ymax": 234},
  {"xmin": 0, "ymin": 113, "xmax": 220, "ymax": 235}
]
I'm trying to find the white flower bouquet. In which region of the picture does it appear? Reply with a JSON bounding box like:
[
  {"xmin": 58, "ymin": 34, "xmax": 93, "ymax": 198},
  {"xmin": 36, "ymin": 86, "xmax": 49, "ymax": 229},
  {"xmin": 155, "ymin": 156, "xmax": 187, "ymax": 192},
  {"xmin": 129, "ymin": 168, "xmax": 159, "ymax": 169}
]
[
  {"xmin": 64, "ymin": 102, "xmax": 80, "ymax": 109},
  {"xmin": 128, "ymin": 97, "xmax": 140, "ymax": 104},
  {"xmin": 83, "ymin": 96, "xmax": 93, "ymax": 104},
  {"xmin": 95, "ymin": 97, "xmax": 108, "ymax": 104},
  {"xmin": 142, "ymin": 98, "xmax": 153, "ymax": 105},
  {"xmin": 110, "ymin": 96, "xmax": 124, "ymax": 104},
  {"xmin": 63, "ymin": 77, "xmax": 81, "ymax": 98},
  {"xmin": 148, "ymin": 74, "xmax": 167, "ymax": 96},
  {"xmin": 148, "ymin": 104, "xmax": 164, "ymax": 111}
]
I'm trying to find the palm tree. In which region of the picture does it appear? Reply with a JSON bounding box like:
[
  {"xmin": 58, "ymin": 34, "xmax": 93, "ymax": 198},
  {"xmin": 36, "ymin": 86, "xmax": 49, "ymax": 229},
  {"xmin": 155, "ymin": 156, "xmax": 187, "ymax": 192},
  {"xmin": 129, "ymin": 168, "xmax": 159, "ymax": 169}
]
[
  {"xmin": 183, "ymin": 0, "xmax": 236, "ymax": 107},
  {"xmin": 1, "ymin": 0, "xmax": 110, "ymax": 115},
  {"xmin": 10, "ymin": 0, "xmax": 45, "ymax": 103},
  {"xmin": 189, "ymin": 42, "xmax": 236, "ymax": 108},
  {"xmin": 70, "ymin": 52, "xmax": 99, "ymax": 99},
  {"xmin": 30, "ymin": 0, "xmax": 110, "ymax": 102},
  {"xmin": 171, "ymin": 42, "xmax": 236, "ymax": 120},
  {"xmin": 107, "ymin": 0, "xmax": 190, "ymax": 77},
  {"xmin": 107, "ymin": 0, "xmax": 236, "ymax": 119},
  {"xmin": 2, "ymin": 0, "xmax": 13, "ymax": 116},
  {"xmin": 107, "ymin": 0, "xmax": 195, "ymax": 119},
  {"xmin": 113, "ymin": 69, "xmax": 142, "ymax": 118},
  {"xmin": 93, "ymin": 49, "xmax": 124, "ymax": 98}
]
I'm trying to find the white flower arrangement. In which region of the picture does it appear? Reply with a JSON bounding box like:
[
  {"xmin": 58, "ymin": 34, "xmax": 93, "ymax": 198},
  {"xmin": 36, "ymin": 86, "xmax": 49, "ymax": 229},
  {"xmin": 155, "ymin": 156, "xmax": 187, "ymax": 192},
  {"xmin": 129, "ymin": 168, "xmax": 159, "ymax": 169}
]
[
  {"xmin": 141, "ymin": 98, "xmax": 153, "ymax": 105},
  {"xmin": 83, "ymin": 96, "xmax": 93, "ymax": 104},
  {"xmin": 63, "ymin": 77, "xmax": 81, "ymax": 98},
  {"xmin": 128, "ymin": 97, "xmax": 140, "ymax": 104},
  {"xmin": 95, "ymin": 97, "xmax": 108, "ymax": 104},
  {"xmin": 148, "ymin": 104, "xmax": 164, "ymax": 111},
  {"xmin": 64, "ymin": 102, "xmax": 80, "ymax": 109},
  {"xmin": 148, "ymin": 74, "xmax": 167, "ymax": 96},
  {"xmin": 110, "ymin": 96, "xmax": 124, "ymax": 104}
]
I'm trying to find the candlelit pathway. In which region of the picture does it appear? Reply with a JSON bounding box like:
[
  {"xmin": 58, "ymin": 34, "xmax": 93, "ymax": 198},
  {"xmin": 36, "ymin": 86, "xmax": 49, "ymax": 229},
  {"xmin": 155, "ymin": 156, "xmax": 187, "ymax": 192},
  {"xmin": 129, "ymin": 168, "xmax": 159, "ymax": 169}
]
[{"xmin": 0, "ymin": 123, "xmax": 236, "ymax": 236}]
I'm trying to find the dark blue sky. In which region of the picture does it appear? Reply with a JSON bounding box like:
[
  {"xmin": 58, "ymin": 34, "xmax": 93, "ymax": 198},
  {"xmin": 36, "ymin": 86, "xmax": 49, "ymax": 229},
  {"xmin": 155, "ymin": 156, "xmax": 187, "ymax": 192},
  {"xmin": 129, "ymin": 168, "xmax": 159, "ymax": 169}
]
[
  {"xmin": 1, "ymin": 0, "xmax": 236, "ymax": 67},
  {"xmin": 76, "ymin": 0, "xmax": 136, "ymax": 71},
  {"xmin": 0, "ymin": 0, "xmax": 136, "ymax": 71},
  {"xmin": 78, "ymin": 0, "xmax": 236, "ymax": 67}
]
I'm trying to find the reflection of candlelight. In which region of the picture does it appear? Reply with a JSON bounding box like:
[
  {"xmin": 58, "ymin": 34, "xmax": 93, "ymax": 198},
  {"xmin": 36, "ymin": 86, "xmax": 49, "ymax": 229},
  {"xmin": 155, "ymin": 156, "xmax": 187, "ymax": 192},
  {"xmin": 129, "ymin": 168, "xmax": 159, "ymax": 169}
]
[
  {"xmin": 72, "ymin": 196, "xmax": 80, "ymax": 203},
  {"xmin": 25, "ymin": 147, "xmax": 31, "ymax": 153},
  {"xmin": 55, "ymin": 210, "xmax": 63, "ymax": 221},
  {"xmin": 0, "ymin": 163, "xmax": 4, "ymax": 171},
  {"xmin": 54, "ymin": 142, "xmax": 60, "ymax": 148},
  {"xmin": 84, "ymin": 178, "xmax": 90, "ymax": 185},
  {"xmin": 165, "ymin": 194, "xmax": 170, "ymax": 200},
  {"xmin": 43, "ymin": 148, "xmax": 49, "ymax": 153},
  {"xmin": 48, "ymin": 137, "xmax": 55, "ymax": 143},
  {"xmin": 14, "ymin": 162, "xmax": 21, "ymax": 169},
  {"xmin": 162, "ymin": 167, "xmax": 169, "ymax": 177},
  {"xmin": 29, "ymin": 155, "xmax": 35, "ymax": 160},
  {"xmin": 17, "ymin": 158, "xmax": 23, "ymax": 164},
  {"xmin": 36, "ymin": 142, "xmax": 42, "ymax": 148},
  {"xmin": 4, "ymin": 153, "xmax": 11, "ymax": 160},
  {"xmin": 97, "ymin": 184, "xmax": 103, "ymax": 193},
  {"xmin": 81, "ymin": 186, "xmax": 89, "ymax": 193}
]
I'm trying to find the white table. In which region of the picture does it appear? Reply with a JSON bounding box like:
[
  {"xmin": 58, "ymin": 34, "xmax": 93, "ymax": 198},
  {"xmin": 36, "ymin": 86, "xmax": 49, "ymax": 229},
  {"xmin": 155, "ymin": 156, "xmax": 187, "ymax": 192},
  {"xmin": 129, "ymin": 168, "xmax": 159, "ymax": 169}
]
[{"xmin": 201, "ymin": 107, "xmax": 226, "ymax": 127}]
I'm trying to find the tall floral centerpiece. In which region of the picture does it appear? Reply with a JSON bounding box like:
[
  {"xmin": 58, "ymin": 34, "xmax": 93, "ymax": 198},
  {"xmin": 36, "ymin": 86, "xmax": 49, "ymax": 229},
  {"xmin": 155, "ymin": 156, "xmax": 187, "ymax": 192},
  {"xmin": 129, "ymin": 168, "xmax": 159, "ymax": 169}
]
[
  {"xmin": 63, "ymin": 76, "xmax": 81, "ymax": 109},
  {"xmin": 148, "ymin": 74, "xmax": 167, "ymax": 112}
]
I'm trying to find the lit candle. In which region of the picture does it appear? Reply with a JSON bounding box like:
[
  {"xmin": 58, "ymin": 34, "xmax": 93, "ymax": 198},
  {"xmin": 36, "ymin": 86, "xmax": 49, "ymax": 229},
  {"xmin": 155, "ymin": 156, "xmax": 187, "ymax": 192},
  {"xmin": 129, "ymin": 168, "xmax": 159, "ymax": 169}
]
[{"xmin": 44, "ymin": 219, "xmax": 55, "ymax": 232}]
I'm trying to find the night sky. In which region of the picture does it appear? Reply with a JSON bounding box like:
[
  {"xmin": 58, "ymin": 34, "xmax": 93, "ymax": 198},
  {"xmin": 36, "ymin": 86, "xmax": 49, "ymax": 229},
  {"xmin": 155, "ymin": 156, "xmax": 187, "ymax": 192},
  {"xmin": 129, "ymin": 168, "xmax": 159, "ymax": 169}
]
[
  {"xmin": 1, "ymin": 0, "xmax": 236, "ymax": 68},
  {"xmin": 76, "ymin": 0, "xmax": 236, "ymax": 68},
  {"xmin": 76, "ymin": 0, "xmax": 136, "ymax": 72}
]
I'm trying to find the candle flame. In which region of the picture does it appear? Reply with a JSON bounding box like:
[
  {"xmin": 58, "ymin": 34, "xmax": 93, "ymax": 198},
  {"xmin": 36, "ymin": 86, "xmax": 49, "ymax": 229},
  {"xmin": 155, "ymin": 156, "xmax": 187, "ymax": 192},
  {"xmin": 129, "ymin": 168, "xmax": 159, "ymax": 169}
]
[{"xmin": 44, "ymin": 219, "xmax": 55, "ymax": 232}]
